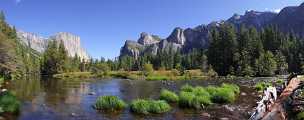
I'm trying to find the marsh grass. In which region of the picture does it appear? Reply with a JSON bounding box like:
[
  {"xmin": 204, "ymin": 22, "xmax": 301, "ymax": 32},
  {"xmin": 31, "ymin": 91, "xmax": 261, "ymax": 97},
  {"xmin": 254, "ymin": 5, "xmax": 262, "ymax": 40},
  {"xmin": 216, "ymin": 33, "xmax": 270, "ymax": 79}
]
[
  {"xmin": 94, "ymin": 96, "xmax": 126, "ymax": 111},
  {"xmin": 179, "ymin": 85, "xmax": 212, "ymax": 109},
  {"xmin": 130, "ymin": 99, "xmax": 171, "ymax": 114},
  {"xmin": 179, "ymin": 83, "xmax": 239, "ymax": 109},
  {"xmin": 160, "ymin": 89, "xmax": 179, "ymax": 103}
]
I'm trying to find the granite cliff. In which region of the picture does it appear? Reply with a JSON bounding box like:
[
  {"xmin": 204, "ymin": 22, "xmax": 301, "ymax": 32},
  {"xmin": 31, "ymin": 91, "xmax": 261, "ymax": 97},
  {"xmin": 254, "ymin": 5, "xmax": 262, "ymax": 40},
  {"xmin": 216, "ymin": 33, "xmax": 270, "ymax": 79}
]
[{"xmin": 17, "ymin": 31, "xmax": 90, "ymax": 60}]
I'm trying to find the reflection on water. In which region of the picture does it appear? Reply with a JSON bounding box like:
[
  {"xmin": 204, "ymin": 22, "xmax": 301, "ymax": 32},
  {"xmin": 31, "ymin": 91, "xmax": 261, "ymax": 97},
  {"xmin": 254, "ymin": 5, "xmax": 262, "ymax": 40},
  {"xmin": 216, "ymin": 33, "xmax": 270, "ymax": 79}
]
[{"xmin": 8, "ymin": 77, "xmax": 260, "ymax": 120}]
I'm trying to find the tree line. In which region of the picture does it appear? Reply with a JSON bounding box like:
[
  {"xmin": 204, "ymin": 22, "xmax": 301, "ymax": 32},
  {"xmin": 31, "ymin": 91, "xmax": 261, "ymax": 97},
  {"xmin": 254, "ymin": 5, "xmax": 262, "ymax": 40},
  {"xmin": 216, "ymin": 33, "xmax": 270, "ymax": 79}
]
[
  {"xmin": 1, "ymin": 10, "xmax": 304, "ymax": 78},
  {"xmin": 117, "ymin": 24, "xmax": 304, "ymax": 77}
]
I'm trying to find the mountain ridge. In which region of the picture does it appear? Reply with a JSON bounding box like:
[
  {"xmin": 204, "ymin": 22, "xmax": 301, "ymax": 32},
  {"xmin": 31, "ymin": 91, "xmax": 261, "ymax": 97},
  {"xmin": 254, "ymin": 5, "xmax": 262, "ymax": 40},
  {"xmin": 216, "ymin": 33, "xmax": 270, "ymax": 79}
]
[{"xmin": 120, "ymin": 2, "xmax": 304, "ymax": 58}]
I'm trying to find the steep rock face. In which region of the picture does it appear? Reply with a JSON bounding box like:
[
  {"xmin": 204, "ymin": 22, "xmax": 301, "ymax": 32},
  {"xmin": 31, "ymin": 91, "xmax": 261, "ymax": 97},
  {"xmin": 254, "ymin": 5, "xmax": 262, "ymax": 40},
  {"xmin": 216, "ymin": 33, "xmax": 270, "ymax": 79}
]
[
  {"xmin": 50, "ymin": 32, "xmax": 89, "ymax": 60},
  {"xmin": 17, "ymin": 30, "xmax": 48, "ymax": 53},
  {"xmin": 17, "ymin": 31, "xmax": 90, "ymax": 60},
  {"xmin": 227, "ymin": 10, "xmax": 277, "ymax": 29},
  {"xmin": 120, "ymin": 2, "xmax": 304, "ymax": 58},
  {"xmin": 167, "ymin": 27, "xmax": 186, "ymax": 45},
  {"xmin": 138, "ymin": 32, "xmax": 161, "ymax": 45},
  {"xmin": 272, "ymin": 3, "xmax": 304, "ymax": 36},
  {"xmin": 120, "ymin": 40, "xmax": 143, "ymax": 58}
]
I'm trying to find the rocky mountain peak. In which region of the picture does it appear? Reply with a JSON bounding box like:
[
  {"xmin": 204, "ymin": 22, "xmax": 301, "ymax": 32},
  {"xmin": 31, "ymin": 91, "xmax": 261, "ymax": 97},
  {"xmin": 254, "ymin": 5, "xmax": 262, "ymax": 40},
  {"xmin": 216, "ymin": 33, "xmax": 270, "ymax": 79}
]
[
  {"xmin": 167, "ymin": 27, "xmax": 186, "ymax": 45},
  {"xmin": 138, "ymin": 32, "xmax": 161, "ymax": 45}
]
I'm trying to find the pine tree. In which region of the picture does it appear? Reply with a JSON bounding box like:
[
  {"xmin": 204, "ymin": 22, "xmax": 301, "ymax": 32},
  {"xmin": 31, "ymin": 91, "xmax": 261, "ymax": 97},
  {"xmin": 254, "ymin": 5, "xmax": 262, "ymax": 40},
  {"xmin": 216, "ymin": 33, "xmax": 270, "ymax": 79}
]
[{"xmin": 255, "ymin": 51, "xmax": 277, "ymax": 76}]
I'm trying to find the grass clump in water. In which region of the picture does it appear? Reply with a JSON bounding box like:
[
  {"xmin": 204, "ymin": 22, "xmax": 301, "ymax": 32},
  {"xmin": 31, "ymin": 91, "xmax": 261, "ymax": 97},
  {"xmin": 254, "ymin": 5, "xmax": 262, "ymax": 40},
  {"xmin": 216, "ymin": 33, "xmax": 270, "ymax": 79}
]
[
  {"xmin": 94, "ymin": 96, "xmax": 126, "ymax": 111},
  {"xmin": 130, "ymin": 99, "xmax": 171, "ymax": 114},
  {"xmin": 159, "ymin": 89, "xmax": 179, "ymax": 103},
  {"xmin": 255, "ymin": 82, "xmax": 272, "ymax": 92},
  {"xmin": 181, "ymin": 84, "xmax": 194, "ymax": 92},
  {"xmin": 0, "ymin": 91, "xmax": 20, "ymax": 114},
  {"xmin": 179, "ymin": 83, "xmax": 240, "ymax": 109},
  {"xmin": 206, "ymin": 83, "xmax": 240, "ymax": 103},
  {"xmin": 179, "ymin": 86, "xmax": 212, "ymax": 109}
]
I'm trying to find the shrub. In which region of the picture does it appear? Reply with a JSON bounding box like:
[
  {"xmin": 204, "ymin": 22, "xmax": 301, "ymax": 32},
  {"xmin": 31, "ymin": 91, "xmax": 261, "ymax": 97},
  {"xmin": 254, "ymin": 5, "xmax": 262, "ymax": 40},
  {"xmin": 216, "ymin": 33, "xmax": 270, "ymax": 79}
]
[
  {"xmin": 181, "ymin": 84, "xmax": 194, "ymax": 92},
  {"xmin": 143, "ymin": 63, "xmax": 154, "ymax": 76},
  {"xmin": 296, "ymin": 112, "xmax": 304, "ymax": 120},
  {"xmin": 171, "ymin": 69, "xmax": 180, "ymax": 76},
  {"xmin": 160, "ymin": 89, "xmax": 179, "ymax": 103},
  {"xmin": 130, "ymin": 99, "xmax": 171, "ymax": 114},
  {"xmin": 0, "ymin": 91, "xmax": 20, "ymax": 114},
  {"xmin": 94, "ymin": 96, "xmax": 126, "ymax": 111}
]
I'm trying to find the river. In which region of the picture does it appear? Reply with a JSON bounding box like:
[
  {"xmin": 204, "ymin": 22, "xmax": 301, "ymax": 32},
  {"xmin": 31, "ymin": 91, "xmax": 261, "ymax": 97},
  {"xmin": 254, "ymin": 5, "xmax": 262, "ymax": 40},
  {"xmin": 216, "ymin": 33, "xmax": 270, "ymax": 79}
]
[{"xmin": 6, "ymin": 77, "xmax": 262, "ymax": 120}]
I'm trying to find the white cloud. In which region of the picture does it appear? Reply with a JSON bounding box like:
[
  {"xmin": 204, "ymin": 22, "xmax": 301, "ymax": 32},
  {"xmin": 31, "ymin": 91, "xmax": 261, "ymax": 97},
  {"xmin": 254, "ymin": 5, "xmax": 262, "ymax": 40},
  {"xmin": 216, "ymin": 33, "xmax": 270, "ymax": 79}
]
[{"xmin": 273, "ymin": 9, "xmax": 281, "ymax": 13}]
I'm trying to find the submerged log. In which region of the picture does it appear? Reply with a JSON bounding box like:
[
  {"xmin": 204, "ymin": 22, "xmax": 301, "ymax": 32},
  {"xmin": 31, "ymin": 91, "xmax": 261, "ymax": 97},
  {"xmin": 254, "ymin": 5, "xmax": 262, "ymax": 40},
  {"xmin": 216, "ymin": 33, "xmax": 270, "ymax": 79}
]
[{"xmin": 250, "ymin": 74, "xmax": 302, "ymax": 120}]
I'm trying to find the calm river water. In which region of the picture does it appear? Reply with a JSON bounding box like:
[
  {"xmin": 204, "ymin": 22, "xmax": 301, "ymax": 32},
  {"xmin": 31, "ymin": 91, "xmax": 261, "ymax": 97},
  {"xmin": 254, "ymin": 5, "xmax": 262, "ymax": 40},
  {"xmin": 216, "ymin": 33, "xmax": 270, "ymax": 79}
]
[{"xmin": 7, "ymin": 77, "xmax": 261, "ymax": 120}]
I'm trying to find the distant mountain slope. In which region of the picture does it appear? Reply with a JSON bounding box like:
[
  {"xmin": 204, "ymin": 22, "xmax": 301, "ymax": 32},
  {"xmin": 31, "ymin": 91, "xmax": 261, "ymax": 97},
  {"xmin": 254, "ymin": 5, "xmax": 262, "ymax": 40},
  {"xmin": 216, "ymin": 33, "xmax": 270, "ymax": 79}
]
[
  {"xmin": 17, "ymin": 31, "xmax": 90, "ymax": 60},
  {"xmin": 120, "ymin": 2, "xmax": 304, "ymax": 58}
]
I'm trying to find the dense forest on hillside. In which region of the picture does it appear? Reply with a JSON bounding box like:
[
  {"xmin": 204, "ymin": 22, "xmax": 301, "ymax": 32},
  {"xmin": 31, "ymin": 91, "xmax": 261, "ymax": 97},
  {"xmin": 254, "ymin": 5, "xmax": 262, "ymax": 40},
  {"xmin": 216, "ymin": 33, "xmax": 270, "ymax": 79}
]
[
  {"xmin": 0, "ymin": 11, "xmax": 40, "ymax": 80},
  {"xmin": 118, "ymin": 24, "xmax": 304, "ymax": 77}
]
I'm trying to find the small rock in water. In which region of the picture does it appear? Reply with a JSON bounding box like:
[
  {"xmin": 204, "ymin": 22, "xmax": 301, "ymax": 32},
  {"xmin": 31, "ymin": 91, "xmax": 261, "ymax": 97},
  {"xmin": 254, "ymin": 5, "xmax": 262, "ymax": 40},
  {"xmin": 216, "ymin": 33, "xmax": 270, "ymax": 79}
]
[
  {"xmin": 219, "ymin": 117, "xmax": 229, "ymax": 120},
  {"xmin": 223, "ymin": 105, "xmax": 234, "ymax": 112},
  {"xmin": 71, "ymin": 113, "xmax": 77, "ymax": 117},
  {"xmin": 0, "ymin": 116, "xmax": 5, "ymax": 120},
  {"xmin": 241, "ymin": 92, "xmax": 247, "ymax": 96},
  {"xmin": 1, "ymin": 89, "xmax": 7, "ymax": 92},
  {"xmin": 88, "ymin": 92, "xmax": 96, "ymax": 95},
  {"xmin": 201, "ymin": 112, "xmax": 211, "ymax": 118}
]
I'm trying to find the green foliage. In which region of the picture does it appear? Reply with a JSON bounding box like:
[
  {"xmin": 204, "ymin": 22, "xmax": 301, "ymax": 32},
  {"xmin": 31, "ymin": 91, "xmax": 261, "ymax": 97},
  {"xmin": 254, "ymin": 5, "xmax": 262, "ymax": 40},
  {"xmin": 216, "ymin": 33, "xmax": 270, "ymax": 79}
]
[
  {"xmin": 179, "ymin": 86, "xmax": 213, "ymax": 109},
  {"xmin": 146, "ymin": 75, "xmax": 169, "ymax": 81},
  {"xmin": 0, "ymin": 75, "xmax": 4, "ymax": 84},
  {"xmin": 0, "ymin": 91, "xmax": 20, "ymax": 114},
  {"xmin": 296, "ymin": 112, "xmax": 304, "ymax": 120},
  {"xmin": 130, "ymin": 99, "xmax": 171, "ymax": 114},
  {"xmin": 181, "ymin": 84, "xmax": 194, "ymax": 92},
  {"xmin": 255, "ymin": 51, "xmax": 277, "ymax": 76},
  {"xmin": 159, "ymin": 89, "xmax": 179, "ymax": 103},
  {"xmin": 255, "ymin": 82, "xmax": 272, "ymax": 92},
  {"xmin": 91, "ymin": 63, "xmax": 110, "ymax": 77},
  {"xmin": 94, "ymin": 96, "xmax": 126, "ymax": 111},
  {"xmin": 143, "ymin": 63, "xmax": 154, "ymax": 76}
]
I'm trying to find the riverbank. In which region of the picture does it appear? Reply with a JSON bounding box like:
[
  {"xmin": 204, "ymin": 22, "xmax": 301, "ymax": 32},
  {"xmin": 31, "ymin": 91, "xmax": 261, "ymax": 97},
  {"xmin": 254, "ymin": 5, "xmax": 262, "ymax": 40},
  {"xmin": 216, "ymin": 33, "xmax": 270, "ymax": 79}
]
[{"xmin": 53, "ymin": 69, "xmax": 215, "ymax": 81}]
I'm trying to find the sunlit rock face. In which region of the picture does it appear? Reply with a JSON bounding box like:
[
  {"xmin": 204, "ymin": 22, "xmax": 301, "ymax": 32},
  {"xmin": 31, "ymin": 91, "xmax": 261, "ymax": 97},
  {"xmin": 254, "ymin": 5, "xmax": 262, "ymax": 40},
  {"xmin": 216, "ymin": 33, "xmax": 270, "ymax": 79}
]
[
  {"xmin": 50, "ymin": 32, "xmax": 90, "ymax": 60},
  {"xmin": 17, "ymin": 31, "xmax": 90, "ymax": 60},
  {"xmin": 17, "ymin": 30, "xmax": 48, "ymax": 53}
]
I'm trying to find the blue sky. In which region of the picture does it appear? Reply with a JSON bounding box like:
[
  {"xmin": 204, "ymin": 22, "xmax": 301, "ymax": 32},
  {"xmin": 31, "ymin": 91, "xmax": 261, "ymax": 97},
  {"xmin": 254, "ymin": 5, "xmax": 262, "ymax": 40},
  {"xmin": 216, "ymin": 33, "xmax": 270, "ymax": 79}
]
[{"xmin": 0, "ymin": 0, "xmax": 303, "ymax": 59}]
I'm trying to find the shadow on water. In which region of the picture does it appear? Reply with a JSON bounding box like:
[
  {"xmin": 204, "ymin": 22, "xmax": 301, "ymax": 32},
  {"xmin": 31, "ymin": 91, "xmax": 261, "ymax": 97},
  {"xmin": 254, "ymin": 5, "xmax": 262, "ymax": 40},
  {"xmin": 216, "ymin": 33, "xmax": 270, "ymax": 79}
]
[{"xmin": 6, "ymin": 77, "xmax": 263, "ymax": 120}]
